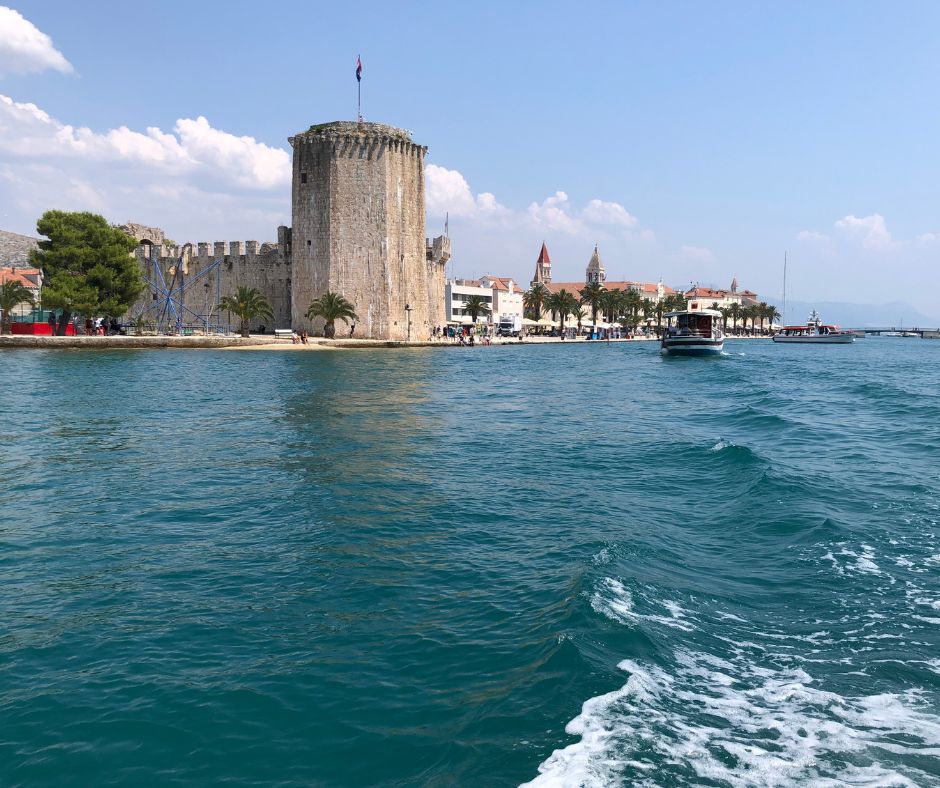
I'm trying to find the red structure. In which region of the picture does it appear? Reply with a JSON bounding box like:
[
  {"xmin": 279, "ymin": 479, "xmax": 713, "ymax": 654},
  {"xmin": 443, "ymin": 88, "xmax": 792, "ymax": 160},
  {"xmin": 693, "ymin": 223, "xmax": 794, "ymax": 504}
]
[{"xmin": 11, "ymin": 322, "xmax": 76, "ymax": 336}]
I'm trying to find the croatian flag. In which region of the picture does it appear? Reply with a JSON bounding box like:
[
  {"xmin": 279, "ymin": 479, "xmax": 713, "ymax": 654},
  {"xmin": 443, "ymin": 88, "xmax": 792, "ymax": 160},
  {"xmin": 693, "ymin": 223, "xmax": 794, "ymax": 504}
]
[{"xmin": 356, "ymin": 56, "xmax": 362, "ymax": 82}]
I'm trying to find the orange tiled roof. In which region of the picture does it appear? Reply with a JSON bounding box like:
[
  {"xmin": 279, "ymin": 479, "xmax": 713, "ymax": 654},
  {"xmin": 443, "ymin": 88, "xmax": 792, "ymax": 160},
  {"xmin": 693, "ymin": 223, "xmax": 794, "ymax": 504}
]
[
  {"xmin": 544, "ymin": 281, "xmax": 675, "ymax": 296},
  {"xmin": 0, "ymin": 269, "xmax": 38, "ymax": 288},
  {"xmin": 483, "ymin": 275, "xmax": 523, "ymax": 293}
]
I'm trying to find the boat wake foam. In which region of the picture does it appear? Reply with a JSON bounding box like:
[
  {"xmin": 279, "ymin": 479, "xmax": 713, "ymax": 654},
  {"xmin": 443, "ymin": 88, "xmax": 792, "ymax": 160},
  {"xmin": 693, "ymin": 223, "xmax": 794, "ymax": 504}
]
[{"xmin": 523, "ymin": 648, "xmax": 940, "ymax": 787}]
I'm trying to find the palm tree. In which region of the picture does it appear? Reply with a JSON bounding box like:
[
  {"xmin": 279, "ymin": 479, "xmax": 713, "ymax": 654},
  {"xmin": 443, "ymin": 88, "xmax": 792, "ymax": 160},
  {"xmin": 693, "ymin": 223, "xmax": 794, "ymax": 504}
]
[
  {"xmin": 219, "ymin": 286, "xmax": 274, "ymax": 337},
  {"xmin": 0, "ymin": 280, "xmax": 35, "ymax": 334},
  {"xmin": 305, "ymin": 291, "xmax": 359, "ymax": 338},
  {"xmin": 640, "ymin": 297, "xmax": 655, "ymax": 332},
  {"xmin": 546, "ymin": 289, "xmax": 579, "ymax": 334},
  {"xmin": 579, "ymin": 282, "xmax": 606, "ymax": 325},
  {"xmin": 574, "ymin": 305, "xmax": 587, "ymax": 334},
  {"xmin": 461, "ymin": 294, "xmax": 492, "ymax": 324},
  {"xmin": 765, "ymin": 305, "xmax": 781, "ymax": 333},
  {"xmin": 524, "ymin": 283, "xmax": 550, "ymax": 320},
  {"xmin": 728, "ymin": 302, "xmax": 742, "ymax": 335},
  {"xmin": 624, "ymin": 289, "xmax": 642, "ymax": 327},
  {"xmin": 601, "ymin": 288, "xmax": 624, "ymax": 324},
  {"xmin": 719, "ymin": 306, "xmax": 731, "ymax": 333}
]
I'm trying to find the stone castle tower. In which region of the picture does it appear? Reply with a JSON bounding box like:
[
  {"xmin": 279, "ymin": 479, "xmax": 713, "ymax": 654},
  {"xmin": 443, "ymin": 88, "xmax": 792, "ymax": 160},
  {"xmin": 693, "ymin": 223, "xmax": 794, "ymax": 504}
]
[
  {"xmin": 288, "ymin": 120, "xmax": 448, "ymax": 340},
  {"xmin": 586, "ymin": 244, "xmax": 605, "ymax": 284}
]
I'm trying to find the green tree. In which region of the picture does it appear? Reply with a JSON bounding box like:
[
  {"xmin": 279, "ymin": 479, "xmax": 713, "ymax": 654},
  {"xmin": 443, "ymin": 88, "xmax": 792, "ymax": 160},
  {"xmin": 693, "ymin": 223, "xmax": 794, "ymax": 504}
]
[
  {"xmin": 461, "ymin": 294, "xmax": 492, "ymax": 324},
  {"xmin": 728, "ymin": 302, "xmax": 742, "ymax": 335},
  {"xmin": 574, "ymin": 305, "xmax": 587, "ymax": 333},
  {"xmin": 0, "ymin": 280, "xmax": 35, "ymax": 334},
  {"xmin": 719, "ymin": 307, "xmax": 731, "ymax": 333},
  {"xmin": 219, "ymin": 286, "xmax": 274, "ymax": 337},
  {"xmin": 523, "ymin": 283, "xmax": 550, "ymax": 320},
  {"xmin": 579, "ymin": 282, "xmax": 606, "ymax": 325},
  {"xmin": 765, "ymin": 304, "xmax": 781, "ymax": 333},
  {"xmin": 546, "ymin": 289, "xmax": 579, "ymax": 334},
  {"xmin": 600, "ymin": 288, "xmax": 624, "ymax": 324},
  {"xmin": 29, "ymin": 211, "xmax": 143, "ymax": 335},
  {"xmin": 305, "ymin": 292, "xmax": 359, "ymax": 338}
]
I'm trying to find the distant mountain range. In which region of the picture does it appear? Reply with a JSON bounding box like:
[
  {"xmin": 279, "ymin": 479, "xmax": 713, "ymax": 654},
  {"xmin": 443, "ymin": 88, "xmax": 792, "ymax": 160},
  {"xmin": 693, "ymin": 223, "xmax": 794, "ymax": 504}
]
[{"xmin": 783, "ymin": 300, "xmax": 940, "ymax": 329}]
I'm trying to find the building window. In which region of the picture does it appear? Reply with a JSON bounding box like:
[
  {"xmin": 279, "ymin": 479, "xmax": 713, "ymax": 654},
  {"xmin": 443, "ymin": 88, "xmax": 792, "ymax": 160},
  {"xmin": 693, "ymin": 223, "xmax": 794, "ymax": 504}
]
[
  {"xmin": 307, "ymin": 240, "xmax": 311, "ymax": 246},
  {"xmin": 301, "ymin": 172, "xmax": 307, "ymax": 184}
]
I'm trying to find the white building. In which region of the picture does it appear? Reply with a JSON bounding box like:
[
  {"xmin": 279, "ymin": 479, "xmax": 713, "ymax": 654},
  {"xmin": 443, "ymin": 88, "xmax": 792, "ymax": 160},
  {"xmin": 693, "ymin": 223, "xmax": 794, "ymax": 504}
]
[
  {"xmin": 445, "ymin": 279, "xmax": 493, "ymax": 324},
  {"xmin": 479, "ymin": 275, "xmax": 524, "ymax": 322},
  {"xmin": 445, "ymin": 276, "xmax": 524, "ymax": 326}
]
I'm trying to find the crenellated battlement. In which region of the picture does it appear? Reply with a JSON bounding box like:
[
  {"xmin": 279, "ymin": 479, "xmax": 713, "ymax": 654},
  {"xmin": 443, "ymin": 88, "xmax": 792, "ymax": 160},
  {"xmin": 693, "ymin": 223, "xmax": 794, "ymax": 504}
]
[
  {"xmin": 289, "ymin": 120, "xmax": 428, "ymax": 159},
  {"xmin": 140, "ymin": 235, "xmax": 287, "ymax": 262}
]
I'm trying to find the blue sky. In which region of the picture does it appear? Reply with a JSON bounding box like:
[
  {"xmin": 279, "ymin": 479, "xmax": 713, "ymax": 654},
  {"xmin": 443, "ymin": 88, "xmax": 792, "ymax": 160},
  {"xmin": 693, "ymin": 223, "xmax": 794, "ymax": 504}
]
[{"xmin": 2, "ymin": 1, "xmax": 939, "ymax": 316}]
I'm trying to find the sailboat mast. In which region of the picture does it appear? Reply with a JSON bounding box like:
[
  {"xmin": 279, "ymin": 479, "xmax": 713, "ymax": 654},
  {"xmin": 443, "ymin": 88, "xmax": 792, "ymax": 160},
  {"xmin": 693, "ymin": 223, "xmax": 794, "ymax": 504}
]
[{"xmin": 782, "ymin": 250, "xmax": 787, "ymax": 326}]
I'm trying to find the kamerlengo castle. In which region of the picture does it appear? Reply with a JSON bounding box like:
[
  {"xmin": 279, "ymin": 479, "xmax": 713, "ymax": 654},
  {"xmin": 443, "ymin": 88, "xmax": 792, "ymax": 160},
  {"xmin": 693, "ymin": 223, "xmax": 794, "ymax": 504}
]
[{"xmin": 126, "ymin": 120, "xmax": 451, "ymax": 340}]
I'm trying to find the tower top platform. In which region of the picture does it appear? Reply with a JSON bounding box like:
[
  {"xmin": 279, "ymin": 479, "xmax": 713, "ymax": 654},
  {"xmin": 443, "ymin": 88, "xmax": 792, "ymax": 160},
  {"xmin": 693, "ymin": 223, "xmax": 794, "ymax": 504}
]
[{"xmin": 289, "ymin": 121, "xmax": 414, "ymax": 147}]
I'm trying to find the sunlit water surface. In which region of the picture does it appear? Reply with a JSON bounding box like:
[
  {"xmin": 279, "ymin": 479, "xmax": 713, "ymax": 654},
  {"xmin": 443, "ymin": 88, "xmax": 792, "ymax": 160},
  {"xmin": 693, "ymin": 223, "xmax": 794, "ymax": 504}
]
[{"xmin": 1, "ymin": 338, "xmax": 938, "ymax": 786}]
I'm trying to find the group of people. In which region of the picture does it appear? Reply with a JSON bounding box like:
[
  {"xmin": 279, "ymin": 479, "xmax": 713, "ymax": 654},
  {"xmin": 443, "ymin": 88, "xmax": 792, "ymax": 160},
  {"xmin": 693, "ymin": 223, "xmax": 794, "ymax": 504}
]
[
  {"xmin": 430, "ymin": 325, "xmax": 501, "ymax": 344},
  {"xmin": 291, "ymin": 331, "xmax": 310, "ymax": 344},
  {"xmin": 81, "ymin": 317, "xmax": 121, "ymax": 336}
]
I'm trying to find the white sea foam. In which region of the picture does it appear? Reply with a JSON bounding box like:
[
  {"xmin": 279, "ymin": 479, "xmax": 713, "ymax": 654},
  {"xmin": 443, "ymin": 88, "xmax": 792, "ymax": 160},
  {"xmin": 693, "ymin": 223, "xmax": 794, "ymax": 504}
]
[
  {"xmin": 590, "ymin": 578, "xmax": 695, "ymax": 632},
  {"xmin": 523, "ymin": 649, "xmax": 940, "ymax": 787}
]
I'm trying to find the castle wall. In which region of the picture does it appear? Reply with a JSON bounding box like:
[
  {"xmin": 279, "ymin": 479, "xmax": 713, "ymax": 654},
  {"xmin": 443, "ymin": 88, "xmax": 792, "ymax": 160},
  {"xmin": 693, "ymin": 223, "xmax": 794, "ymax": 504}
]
[
  {"xmin": 289, "ymin": 121, "xmax": 438, "ymax": 340},
  {"xmin": 127, "ymin": 234, "xmax": 291, "ymax": 331}
]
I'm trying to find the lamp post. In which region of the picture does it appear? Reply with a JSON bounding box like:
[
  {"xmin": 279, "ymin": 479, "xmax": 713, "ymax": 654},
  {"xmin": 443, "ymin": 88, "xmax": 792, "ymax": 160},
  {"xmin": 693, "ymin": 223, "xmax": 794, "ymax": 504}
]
[
  {"xmin": 405, "ymin": 303, "xmax": 412, "ymax": 342},
  {"xmin": 204, "ymin": 282, "xmax": 210, "ymax": 335}
]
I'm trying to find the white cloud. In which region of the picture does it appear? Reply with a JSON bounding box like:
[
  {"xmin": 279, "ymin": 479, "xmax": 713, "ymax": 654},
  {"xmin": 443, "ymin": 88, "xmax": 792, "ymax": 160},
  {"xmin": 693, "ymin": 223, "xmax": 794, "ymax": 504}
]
[
  {"xmin": 582, "ymin": 199, "xmax": 638, "ymax": 229},
  {"xmin": 916, "ymin": 232, "xmax": 939, "ymax": 244},
  {"xmin": 834, "ymin": 213, "xmax": 893, "ymax": 250},
  {"xmin": 0, "ymin": 94, "xmax": 289, "ymax": 189},
  {"xmin": 527, "ymin": 191, "xmax": 583, "ymax": 234},
  {"xmin": 679, "ymin": 245, "xmax": 716, "ymax": 263},
  {"xmin": 425, "ymin": 163, "xmax": 506, "ymax": 219},
  {"xmin": 0, "ymin": 6, "xmax": 72, "ymax": 77},
  {"xmin": 797, "ymin": 229, "xmax": 828, "ymax": 242}
]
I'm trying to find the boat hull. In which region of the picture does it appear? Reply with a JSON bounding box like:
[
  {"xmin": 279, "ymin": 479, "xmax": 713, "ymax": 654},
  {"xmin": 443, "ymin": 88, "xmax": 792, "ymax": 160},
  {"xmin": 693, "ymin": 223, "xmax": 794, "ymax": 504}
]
[
  {"xmin": 661, "ymin": 337, "xmax": 724, "ymax": 356},
  {"xmin": 772, "ymin": 334, "xmax": 854, "ymax": 344}
]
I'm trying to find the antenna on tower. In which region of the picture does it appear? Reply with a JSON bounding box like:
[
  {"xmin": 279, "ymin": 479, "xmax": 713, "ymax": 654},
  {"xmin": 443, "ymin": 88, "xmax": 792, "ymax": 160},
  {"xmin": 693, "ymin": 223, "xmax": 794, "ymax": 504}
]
[{"xmin": 444, "ymin": 212, "xmax": 449, "ymax": 238}]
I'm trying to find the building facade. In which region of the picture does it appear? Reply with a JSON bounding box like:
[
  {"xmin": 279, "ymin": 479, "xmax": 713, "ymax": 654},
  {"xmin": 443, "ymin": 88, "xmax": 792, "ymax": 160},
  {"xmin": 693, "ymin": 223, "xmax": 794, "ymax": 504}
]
[
  {"xmin": 445, "ymin": 279, "xmax": 493, "ymax": 324},
  {"xmin": 685, "ymin": 278, "xmax": 759, "ymax": 311},
  {"xmin": 479, "ymin": 275, "xmax": 524, "ymax": 321}
]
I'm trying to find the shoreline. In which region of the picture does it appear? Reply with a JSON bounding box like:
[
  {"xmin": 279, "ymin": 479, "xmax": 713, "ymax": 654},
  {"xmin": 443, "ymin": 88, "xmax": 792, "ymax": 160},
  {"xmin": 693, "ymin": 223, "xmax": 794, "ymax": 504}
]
[{"xmin": 0, "ymin": 334, "xmax": 774, "ymax": 351}]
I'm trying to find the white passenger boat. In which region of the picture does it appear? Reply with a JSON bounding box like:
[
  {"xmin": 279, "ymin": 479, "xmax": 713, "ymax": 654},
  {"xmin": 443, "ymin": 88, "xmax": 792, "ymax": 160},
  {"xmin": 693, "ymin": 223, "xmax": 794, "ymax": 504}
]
[
  {"xmin": 772, "ymin": 310, "xmax": 855, "ymax": 344},
  {"xmin": 661, "ymin": 309, "xmax": 724, "ymax": 356}
]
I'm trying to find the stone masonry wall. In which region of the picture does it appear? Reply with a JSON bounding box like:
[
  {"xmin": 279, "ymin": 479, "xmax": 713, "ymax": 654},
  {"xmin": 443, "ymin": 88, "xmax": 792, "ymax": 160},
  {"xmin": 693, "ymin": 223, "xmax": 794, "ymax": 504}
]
[{"xmin": 289, "ymin": 121, "xmax": 436, "ymax": 340}]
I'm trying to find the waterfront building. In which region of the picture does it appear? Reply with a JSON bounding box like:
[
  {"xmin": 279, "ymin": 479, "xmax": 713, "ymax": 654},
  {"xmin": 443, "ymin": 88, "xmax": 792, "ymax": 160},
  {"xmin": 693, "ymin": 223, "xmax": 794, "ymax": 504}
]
[
  {"xmin": 0, "ymin": 266, "xmax": 42, "ymax": 318},
  {"xmin": 479, "ymin": 275, "xmax": 524, "ymax": 322},
  {"xmin": 533, "ymin": 243, "xmax": 675, "ymax": 306},
  {"xmin": 445, "ymin": 279, "xmax": 493, "ymax": 325},
  {"xmin": 685, "ymin": 277, "xmax": 759, "ymax": 311}
]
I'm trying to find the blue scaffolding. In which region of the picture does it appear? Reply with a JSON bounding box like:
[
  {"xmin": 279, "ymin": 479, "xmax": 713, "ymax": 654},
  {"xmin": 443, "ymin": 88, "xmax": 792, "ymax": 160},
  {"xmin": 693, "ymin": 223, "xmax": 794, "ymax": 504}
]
[{"xmin": 138, "ymin": 248, "xmax": 226, "ymax": 334}]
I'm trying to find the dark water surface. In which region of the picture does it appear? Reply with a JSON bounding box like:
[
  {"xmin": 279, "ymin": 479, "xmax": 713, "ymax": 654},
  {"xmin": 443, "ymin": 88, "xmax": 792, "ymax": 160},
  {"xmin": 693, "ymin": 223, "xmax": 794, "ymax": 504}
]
[{"xmin": 1, "ymin": 339, "xmax": 939, "ymax": 786}]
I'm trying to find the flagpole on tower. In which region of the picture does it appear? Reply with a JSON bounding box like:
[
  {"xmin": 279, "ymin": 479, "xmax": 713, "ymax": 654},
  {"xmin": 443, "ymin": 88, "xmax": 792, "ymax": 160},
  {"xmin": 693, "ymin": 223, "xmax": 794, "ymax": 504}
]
[{"xmin": 356, "ymin": 55, "xmax": 362, "ymax": 122}]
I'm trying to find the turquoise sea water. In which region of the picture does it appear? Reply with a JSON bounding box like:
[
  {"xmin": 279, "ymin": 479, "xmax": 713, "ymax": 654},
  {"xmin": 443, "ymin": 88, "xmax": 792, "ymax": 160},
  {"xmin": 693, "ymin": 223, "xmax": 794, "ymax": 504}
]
[{"xmin": 1, "ymin": 338, "xmax": 939, "ymax": 786}]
